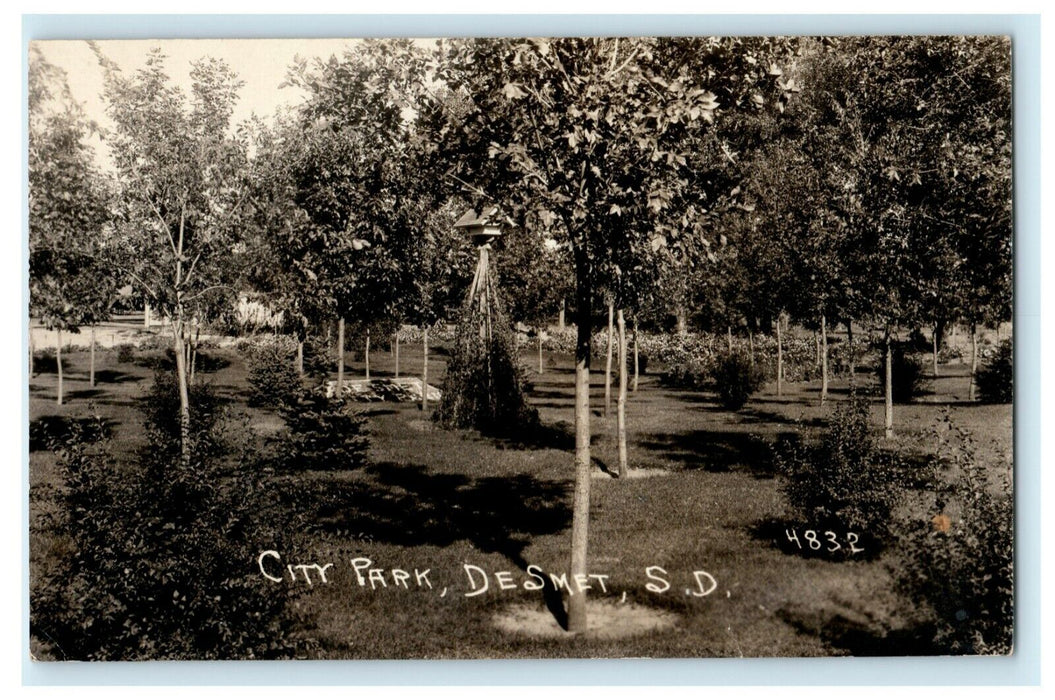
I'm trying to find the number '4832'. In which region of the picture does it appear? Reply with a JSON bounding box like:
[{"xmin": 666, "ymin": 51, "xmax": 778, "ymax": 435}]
[{"xmin": 785, "ymin": 528, "xmax": 864, "ymax": 554}]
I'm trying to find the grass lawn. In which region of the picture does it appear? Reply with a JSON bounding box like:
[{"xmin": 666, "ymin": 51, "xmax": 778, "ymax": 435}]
[{"xmin": 28, "ymin": 333, "xmax": 1012, "ymax": 659}]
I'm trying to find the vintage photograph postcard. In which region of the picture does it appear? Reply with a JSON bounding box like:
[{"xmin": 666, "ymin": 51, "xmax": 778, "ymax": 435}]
[{"xmin": 27, "ymin": 35, "xmax": 1012, "ymax": 661}]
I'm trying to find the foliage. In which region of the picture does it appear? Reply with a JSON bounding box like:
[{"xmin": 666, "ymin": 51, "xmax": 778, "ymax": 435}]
[
  {"xmin": 115, "ymin": 343, "xmax": 136, "ymax": 364},
  {"xmin": 711, "ymin": 351, "xmax": 766, "ymax": 411},
  {"xmin": 141, "ymin": 370, "xmax": 225, "ymax": 463},
  {"xmin": 277, "ymin": 388, "xmax": 370, "ymax": 471},
  {"xmin": 776, "ymin": 395, "xmax": 912, "ymax": 540},
  {"xmin": 246, "ymin": 338, "xmax": 303, "ymax": 408},
  {"xmin": 874, "ymin": 344, "xmax": 931, "ymax": 403},
  {"xmin": 28, "ymin": 47, "xmax": 119, "ymax": 337},
  {"xmin": 436, "ymin": 276, "xmax": 538, "ymax": 436},
  {"xmin": 31, "ymin": 394, "xmax": 303, "ymax": 660},
  {"xmin": 29, "ymin": 413, "xmax": 111, "ymax": 453},
  {"xmin": 895, "ymin": 417, "xmax": 1013, "ymax": 654},
  {"xmin": 975, "ymin": 338, "xmax": 1013, "ymax": 404}
]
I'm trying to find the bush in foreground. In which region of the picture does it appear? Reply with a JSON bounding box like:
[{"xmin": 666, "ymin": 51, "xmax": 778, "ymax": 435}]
[
  {"xmin": 895, "ymin": 417, "xmax": 1013, "ymax": 654},
  {"xmin": 31, "ymin": 372, "xmax": 303, "ymax": 660}
]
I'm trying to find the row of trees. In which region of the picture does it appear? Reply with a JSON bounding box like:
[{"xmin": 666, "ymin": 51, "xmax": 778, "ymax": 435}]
[{"xmin": 29, "ymin": 36, "xmax": 1012, "ymax": 633}]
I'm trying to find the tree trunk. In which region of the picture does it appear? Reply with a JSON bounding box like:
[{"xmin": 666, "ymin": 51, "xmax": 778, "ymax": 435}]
[
  {"xmin": 632, "ymin": 318, "xmax": 640, "ymax": 394},
  {"xmin": 394, "ymin": 333, "xmax": 400, "ymax": 378},
  {"xmin": 421, "ymin": 326, "xmax": 429, "ymax": 412},
  {"xmin": 820, "ymin": 314, "xmax": 829, "ymax": 405},
  {"xmin": 144, "ymin": 301, "xmax": 151, "ymax": 328},
  {"xmin": 365, "ymin": 331, "xmax": 371, "ymax": 380},
  {"xmin": 604, "ymin": 300, "xmax": 614, "ymax": 417},
  {"xmin": 776, "ymin": 314, "xmax": 784, "ymax": 397},
  {"xmin": 567, "ymin": 271, "xmax": 593, "ymax": 634},
  {"xmin": 676, "ymin": 307, "xmax": 687, "ymax": 336},
  {"xmin": 56, "ymin": 329, "xmax": 63, "ymax": 406},
  {"xmin": 884, "ymin": 330, "xmax": 894, "ymax": 439},
  {"xmin": 846, "ymin": 320, "xmax": 856, "ymax": 386},
  {"xmin": 297, "ymin": 340, "xmax": 304, "ymax": 377},
  {"xmin": 969, "ymin": 322, "xmax": 978, "ymax": 401},
  {"xmin": 748, "ymin": 329, "xmax": 755, "ymax": 365},
  {"xmin": 173, "ymin": 323, "xmax": 192, "ymax": 466},
  {"xmin": 727, "ymin": 326, "xmax": 733, "ymax": 353},
  {"xmin": 558, "ymin": 298, "xmax": 566, "ymax": 330},
  {"xmin": 932, "ymin": 324, "xmax": 940, "ymax": 378},
  {"xmin": 89, "ymin": 324, "xmax": 96, "ymax": 387},
  {"xmin": 337, "ymin": 316, "xmax": 345, "ymax": 396},
  {"xmin": 538, "ymin": 329, "xmax": 544, "ymax": 374},
  {"xmin": 616, "ymin": 309, "xmax": 628, "ymax": 478},
  {"xmin": 189, "ymin": 321, "xmax": 199, "ymax": 383}
]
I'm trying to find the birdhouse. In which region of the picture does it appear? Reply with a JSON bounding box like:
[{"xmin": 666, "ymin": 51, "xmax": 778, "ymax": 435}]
[{"xmin": 454, "ymin": 206, "xmax": 503, "ymax": 247}]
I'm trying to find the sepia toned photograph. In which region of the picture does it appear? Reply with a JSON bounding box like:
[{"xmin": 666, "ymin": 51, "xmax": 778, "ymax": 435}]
[{"xmin": 27, "ymin": 35, "xmax": 1013, "ymax": 661}]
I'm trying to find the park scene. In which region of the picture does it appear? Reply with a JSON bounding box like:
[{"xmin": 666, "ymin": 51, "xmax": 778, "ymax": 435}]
[{"xmin": 28, "ymin": 36, "xmax": 1012, "ymax": 660}]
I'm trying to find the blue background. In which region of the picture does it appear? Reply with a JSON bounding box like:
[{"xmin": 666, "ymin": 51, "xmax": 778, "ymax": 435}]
[{"xmin": 21, "ymin": 13, "xmax": 1042, "ymax": 686}]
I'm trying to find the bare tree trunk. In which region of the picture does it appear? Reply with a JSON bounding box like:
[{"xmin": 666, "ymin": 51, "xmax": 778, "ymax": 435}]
[
  {"xmin": 173, "ymin": 322, "xmax": 192, "ymax": 466},
  {"xmin": 969, "ymin": 322, "xmax": 978, "ymax": 401},
  {"xmin": 538, "ymin": 329, "xmax": 544, "ymax": 374},
  {"xmin": 558, "ymin": 298, "xmax": 565, "ymax": 330},
  {"xmin": 776, "ymin": 314, "xmax": 784, "ymax": 397},
  {"xmin": 932, "ymin": 324, "xmax": 940, "ymax": 378},
  {"xmin": 568, "ymin": 273, "xmax": 593, "ymax": 634},
  {"xmin": 846, "ymin": 320, "xmax": 855, "ymax": 386},
  {"xmin": 297, "ymin": 340, "xmax": 304, "ymax": 377},
  {"xmin": 884, "ymin": 329, "xmax": 894, "ymax": 439},
  {"xmin": 394, "ymin": 333, "xmax": 400, "ymax": 378},
  {"xmin": 617, "ymin": 309, "xmax": 628, "ymax": 478},
  {"xmin": 727, "ymin": 326, "xmax": 733, "ymax": 353},
  {"xmin": 89, "ymin": 324, "xmax": 96, "ymax": 387},
  {"xmin": 56, "ymin": 329, "xmax": 63, "ymax": 406},
  {"xmin": 748, "ymin": 328, "xmax": 755, "ymax": 364},
  {"xmin": 604, "ymin": 299, "xmax": 614, "ymax": 417},
  {"xmin": 337, "ymin": 316, "xmax": 345, "ymax": 396},
  {"xmin": 820, "ymin": 314, "xmax": 829, "ymax": 405},
  {"xmin": 632, "ymin": 317, "xmax": 640, "ymax": 393},
  {"xmin": 676, "ymin": 307, "xmax": 687, "ymax": 336},
  {"xmin": 189, "ymin": 321, "xmax": 199, "ymax": 383},
  {"xmin": 421, "ymin": 326, "xmax": 429, "ymax": 412},
  {"xmin": 144, "ymin": 301, "xmax": 151, "ymax": 328},
  {"xmin": 365, "ymin": 331, "xmax": 371, "ymax": 380}
]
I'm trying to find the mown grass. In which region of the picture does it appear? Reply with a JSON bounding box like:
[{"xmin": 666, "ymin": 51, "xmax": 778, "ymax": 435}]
[{"xmin": 28, "ymin": 333, "xmax": 1012, "ymax": 659}]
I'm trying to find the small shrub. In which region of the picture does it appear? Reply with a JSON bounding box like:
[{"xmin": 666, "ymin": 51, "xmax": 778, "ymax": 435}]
[
  {"xmin": 30, "ymin": 414, "xmax": 111, "ymax": 452},
  {"xmin": 278, "ymin": 388, "xmax": 369, "ymax": 471},
  {"xmin": 711, "ymin": 351, "xmax": 765, "ymax": 411},
  {"xmin": 874, "ymin": 344, "xmax": 930, "ymax": 403},
  {"xmin": 246, "ymin": 341, "xmax": 302, "ymax": 408},
  {"xmin": 776, "ymin": 395, "xmax": 912, "ymax": 540},
  {"xmin": 32, "ymin": 349, "xmax": 58, "ymax": 375},
  {"xmin": 141, "ymin": 370, "xmax": 225, "ymax": 463},
  {"xmin": 115, "ymin": 343, "xmax": 136, "ymax": 364},
  {"xmin": 975, "ymin": 338, "xmax": 1012, "ymax": 404},
  {"xmin": 302, "ymin": 335, "xmax": 336, "ymax": 380},
  {"xmin": 895, "ymin": 417, "xmax": 1013, "ymax": 654}
]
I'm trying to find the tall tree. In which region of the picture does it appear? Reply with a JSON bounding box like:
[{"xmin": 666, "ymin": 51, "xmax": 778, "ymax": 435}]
[
  {"xmin": 28, "ymin": 47, "xmax": 117, "ymax": 405},
  {"xmin": 429, "ymin": 37, "xmax": 797, "ymax": 631},
  {"xmin": 96, "ymin": 46, "xmax": 249, "ymax": 464}
]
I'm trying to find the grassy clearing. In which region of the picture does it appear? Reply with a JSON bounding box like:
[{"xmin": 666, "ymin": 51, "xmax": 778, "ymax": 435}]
[{"xmin": 28, "ymin": 333, "xmax": 1012, "ymax": 659}]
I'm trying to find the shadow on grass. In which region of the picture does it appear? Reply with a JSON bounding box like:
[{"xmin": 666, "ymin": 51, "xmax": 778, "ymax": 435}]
[
  {"xmin": 274, "ymin": 460, "xmax": 575, "ymax": 628},
  {"xmin": 637, "ymin": 429, "xmax": 785, "ymax": 478},
  {"xmin": 777, "ymin": 606, "xmax": 939, "ymax": 656}
]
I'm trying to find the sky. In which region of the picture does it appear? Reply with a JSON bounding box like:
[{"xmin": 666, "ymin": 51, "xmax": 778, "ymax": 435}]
[{"xmin": 31, "ymin": 38, "xmax": 405, "ymax": 169}]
